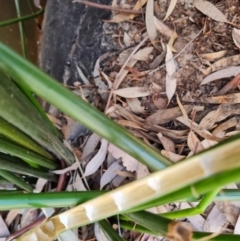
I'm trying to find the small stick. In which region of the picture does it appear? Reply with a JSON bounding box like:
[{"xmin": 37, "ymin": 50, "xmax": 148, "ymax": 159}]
[{"xmin": 73, "ymin": 0, "xmax": 142, "ymax": 14}]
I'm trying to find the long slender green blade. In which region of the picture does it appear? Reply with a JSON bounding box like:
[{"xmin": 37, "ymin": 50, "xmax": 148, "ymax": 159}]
[
  {"xmin": 14, "ymin": 0, "xmax": 26, "ymax": 57},
  {"xmin": 0, "ymin": 191, "xmax": 105, "ymax": 210},
  {"xmin": 0, "ymin": 153, "xmax": 57, "ymax": 181},
  {"xmin": 0, "ymin": 70, "xmax": 74, "ymax": 165},
  {"xmin": 0, "ymin": 169, "xmax": 33, "ymax": 192},
  {"xmin": 0, "ymin": 9, "xmax": 44, "ymax": 28},
  {"xmin": 0, "ymin": 42, "xmax": 171, "ymax": 171},
  {"xmin": 122, "ymin": 211, "xmax": 240, "ymax": 241},
  {"xmin": 98, "ymin": 220, "xmax": 127, "ymax": 241},
  {"xmin": 0, "ymin": 117, "xmax": 55, "ymax": 160},
  {"xmin": 0, "ymin": 137, "xmax": 58, "ymax": 169}
]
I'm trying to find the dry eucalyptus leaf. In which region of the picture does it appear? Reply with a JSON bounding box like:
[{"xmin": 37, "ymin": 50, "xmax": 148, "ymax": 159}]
[
  {"xmin": 200, "ymin": 50, "xmax": 227, "ymax": 62},
  {"xmin": 187, "ymin": 131, "xmax": 204, "ymax": 153},
  {"xmin": 161, "ymin": 150, "xmax": 185, "ymax": 162},
  {"xmin": 168, "ymin": 29, "xmax": 178, "ymax": 52},
  {"xmin": 123, "ymin": 32, "xmax": 131, "ymax": 47},
  {"xmin": 157, "ymin": 133, "xmax": 175, "ymax": 153},
  {"xmin": 5, "ymin": 210, "xmax": 19, "ymax": 227},
  {"xmin": 108, "ymin": 13, "xmax": 131, "ymax": 23},
  {"xmin": 212, "ymin": 117, "xmax": 238, "ymax": 136},
  {"xmin": 34, "ymin": 178, "xmax": 48, "ymax": 193},
  {"xmin": 232, "ymin": 28, "xmax": 240, "ymax": 49},
  {"xmin": 201, "ymin": 66, "xmax": 240, "ymax": 85},
  {"xmin": 165, "ymin": 45, "xmax": 177, "ymax": 104},
  {"xmin": 136, "ymin": 162, "xmax": 149, "ymax": 179},
  {"xmin": 126, "ymin": 98, "xmax": 145, "ymax": 114},
  {"xmin": 164, "ymin": 0, "xmax": 177, "ymax": 21},
  {"xmin": 203, "ymin": 93, "xmax": 240, "ymax": 104},
  {"xmin": 199, "ymin": 108, "xmax": 230, "ymax": 130},
  {"xmin": 21, "ymin": 209, "xmax": 38, "ymax": 229},
  {"xmin": 117, "ymin": 119, "xmax": 146, "ymax": 130},
  {"xmin": 146, "ymin": 0, "xmax": 157, "ymax": 44},
  {"xmin": 108, "ymin": 143, "xmax": 139, "ymax": 172},
  {"xmin": 113, "ymin": 87, "xmax": 150, "ymax": 98},
  {"xmin": 193, "ymin": 0, "xmax": 228, "ymax": 23},
  {"xmin": 203, "ymin": 205, "xmax": 226, "ymax": 232},
  {"xmin": 82, "ymin": 133, "xmax": 101, "ymax": 158},
  {"xmin": 234, "ymin": 215, "xmax": 240, "ymax": 234},
  {"xmin": 154, "ymin": 17, "xmax": 174, "ymax": 38},
  {"xmin": 100, "ymin": 161, "xmax": 124, "ymax": 189},
  {"xmin": 133, "ymin": 46, "xmax": 154, "ymax": 61},
  {"xmin": 84, "ymin": 139, "xmax": 108, "ymax": 176},
  {"xmin": 0, "ymin": 216, "xmax": 10, "ymax": 237}
]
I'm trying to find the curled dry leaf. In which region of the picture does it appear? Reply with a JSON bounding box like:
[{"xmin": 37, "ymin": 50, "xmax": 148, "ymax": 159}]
[
  {"xmin": 113, "ymin": 87, "xmax": 151, "ymax": 98},
  {"xmin": 84, "ymin": 139, "xmax": 108, "ymax": 177},
  {"xmin": 146, "ymin": 0, "xmax": 157, "ymax": 44},
  {"xmin": 201, "ymin": 66, "xmax": 240, "ymax": 85},
  {"xmin": 200, "ymin": 50, "xmax": 227, "ymax": 62},
  {"xmin": 164, "ymin": 0, "xmax": 177, "ymax": 21},
  {"xmin": 232, "ymin": 28, "xmax": 240, "ymax": 49},
  {"xmin": 0, "ymin": 215, "xmax": 10, "ymax": 237},
  {"xmin": 168, "ymin": 29, "xmax": 178, "ymax": 52},
  {"xmin": 193, "ymin": 0, "xmax": 228, "ymax": 23}
]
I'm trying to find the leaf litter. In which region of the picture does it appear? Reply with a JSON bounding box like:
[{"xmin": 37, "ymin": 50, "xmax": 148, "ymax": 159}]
[{"xmin": 6, "ymin": 0, "xmax": 240, "ymax": 240}]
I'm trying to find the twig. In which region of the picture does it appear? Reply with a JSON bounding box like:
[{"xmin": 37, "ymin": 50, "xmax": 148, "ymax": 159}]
[{"xmin": 73, "ymin": 0, "xmax": 142, "ymax": 14}]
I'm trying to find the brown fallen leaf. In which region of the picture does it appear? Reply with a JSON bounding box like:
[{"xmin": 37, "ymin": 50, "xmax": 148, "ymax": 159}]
[
  {"xmin": 157, "ymin": 132, "xmax": 175, "ymax": 153},
  {"xmin": 204, "ymin": 93, "xmax": 240, "ymax": 104},
  {"xmin": 126, "ymin": 98, "xmax": 145, "ymax": 114},
  {"xmin": 193, "ymin": 0, "xmax": 228, "ymax": 23},
  {"xmin": 212, "ymin": 117, "xmax": 238, "ymax": 136},
  {"xmin": 146, "ymin": 0, "xmax": 157, "ymax": 45},
  {"xmin": 161, "ymin": 150, "xmax": 185, "ymax": 162},
  {"xmin": 165, "ymin": 45, "xmax": 177, "ymax": 104},
  {"xmin": 152, "ymin": 95, "xmax": 168, "ymax": 109},
  {"xmin": 146, "ymin": 105, "xmax": 204, "ymax": 125},
  {"xmin": 187, "ymin": 131, "xmax": 204, "ymax": 153},
  {"xmin": 154, "ymin": 17, "xmax": 174, "ymax": 38},
  {"xmin": 113, "ymin": 87, "xmax": 151, "ymax": 98},
  {"xmin": 215, "ymin": 73, "xmax": 240, "ymax": 95},
  {"xmin": 232, "ymin": 28, "xmax": 240, "ymax": 49},
  {"xmin": 192, "ymin": 54, "xmax": 240, "ymax": 76},
  {"xmin": 201, "ymin": 66, "xmax": 240, "ymax": 85},
  {"xmin": 117, "ymin": 119, "xmax": 146, "ymax": 130},
  {"xmin": 200, "ymin": 50, "xmax": 227, "ymax": 62},
  {"xmin": 164, "ymin": 0, "xmax": 177, "ymax": 21},
  {"xmin": 199, "ymin": 107, "xmax": 230, "ymax": 130}
]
